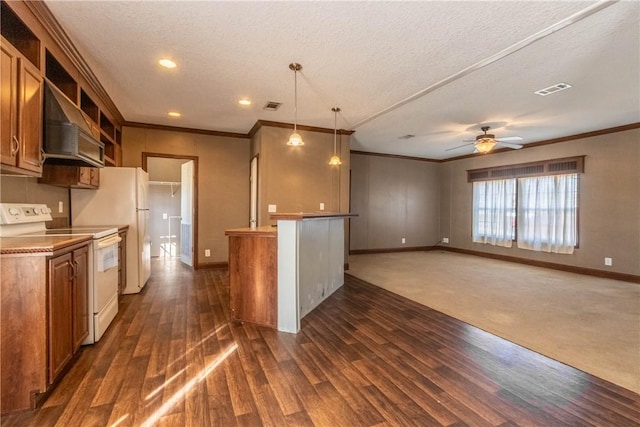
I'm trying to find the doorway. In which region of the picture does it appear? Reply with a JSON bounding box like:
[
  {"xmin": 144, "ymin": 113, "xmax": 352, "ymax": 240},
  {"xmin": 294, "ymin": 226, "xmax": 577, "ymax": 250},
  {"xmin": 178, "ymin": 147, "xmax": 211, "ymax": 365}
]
[{"xmin": 143, "ymin": 153, "xmax": 199, "ymax": 268}]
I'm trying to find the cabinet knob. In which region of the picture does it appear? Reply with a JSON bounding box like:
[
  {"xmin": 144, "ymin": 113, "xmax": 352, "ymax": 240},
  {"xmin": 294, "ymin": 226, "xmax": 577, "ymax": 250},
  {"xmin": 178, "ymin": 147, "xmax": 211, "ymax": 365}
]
[
  {"xmin": 39, "ymin": 148, "xmax": 46, "ymax": 166},
  {"xmin": 11, "ymin": 136, "xmax": 20, "ymax": 157},
  {"xmin": 70, "ymin": 261, "xmax": 78, "ymax": 279}
]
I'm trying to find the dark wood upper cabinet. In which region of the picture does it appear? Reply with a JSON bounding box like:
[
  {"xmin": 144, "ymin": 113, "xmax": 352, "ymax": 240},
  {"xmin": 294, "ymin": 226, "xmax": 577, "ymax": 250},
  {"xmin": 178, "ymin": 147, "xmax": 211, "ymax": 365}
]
[
  {"xmin": 0, "ymin": 1, "xmax": 40, "ymax": 69},
  {"xmin": 1, "ymin": 38, "xmax": 44, "ymax": 176},
  {"xmin": 45, "ymin": 50, "xmax": 77, "ymax": 104},
  {"xmin": 80, "ymin": 89, "xmax": 99, "ymax": 123}
]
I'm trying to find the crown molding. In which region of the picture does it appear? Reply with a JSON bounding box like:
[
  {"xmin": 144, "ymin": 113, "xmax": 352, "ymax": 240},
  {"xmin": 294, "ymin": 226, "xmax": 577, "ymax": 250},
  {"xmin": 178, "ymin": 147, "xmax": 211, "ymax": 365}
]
[
  {"xmin": 350, "ymin": 150, "xmax": 442, "ymax": 163},
  {"xmin": 125, "ymin": 122, "xmax": 249, "ymax": 139}
]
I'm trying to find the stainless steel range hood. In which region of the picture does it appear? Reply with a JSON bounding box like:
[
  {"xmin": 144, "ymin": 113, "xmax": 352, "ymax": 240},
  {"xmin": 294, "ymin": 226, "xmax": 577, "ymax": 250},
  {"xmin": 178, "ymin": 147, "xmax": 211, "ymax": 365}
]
[{"xmin": 43, "ymin": 80, "xmax": 105, "ymax": 168}]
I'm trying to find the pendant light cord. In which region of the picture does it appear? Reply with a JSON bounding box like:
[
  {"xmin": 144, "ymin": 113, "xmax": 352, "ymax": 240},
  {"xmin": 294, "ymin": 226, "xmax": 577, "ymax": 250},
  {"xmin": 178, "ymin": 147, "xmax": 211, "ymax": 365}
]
[
  {"xmin": 294, "ymin": 69, "xmax": 298, "ymax": 132},
  {"xmin": 333, "ymin": 109, "xmax": 337, "ymax": 155}
]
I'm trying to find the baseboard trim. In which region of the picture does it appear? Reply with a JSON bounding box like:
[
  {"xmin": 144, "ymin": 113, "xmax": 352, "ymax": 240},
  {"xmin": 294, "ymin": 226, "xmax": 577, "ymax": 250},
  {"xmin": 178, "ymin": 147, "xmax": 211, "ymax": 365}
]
[
  {"xmin": 196, "ymin": 261, "xmax": 228, "ymax": 270},
  {"xmin": 438, "ymin": 246, "xmax": 640, "ymax": 284},
  {"xmin": 350, "ymin": 246, "xmax": 432, "ymax": 255}
]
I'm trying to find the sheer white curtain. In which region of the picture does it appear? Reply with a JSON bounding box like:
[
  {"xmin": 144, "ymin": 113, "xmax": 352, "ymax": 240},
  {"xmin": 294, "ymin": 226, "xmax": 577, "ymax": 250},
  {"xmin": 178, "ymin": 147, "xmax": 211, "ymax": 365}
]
[
  {"xmin": 472, "ymin": 179, "xmax": 515, "ymax": 247},
  {"xmin": 517, "ymin": 173, "xmax": 578, "ymax": 254}
]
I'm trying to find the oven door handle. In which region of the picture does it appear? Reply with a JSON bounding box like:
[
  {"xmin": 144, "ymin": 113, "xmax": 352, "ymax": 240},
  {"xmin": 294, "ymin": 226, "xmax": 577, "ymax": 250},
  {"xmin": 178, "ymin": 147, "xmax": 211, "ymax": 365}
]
[{"xmin": 97, "ymin": 235, "xmax": 122, "ymax": 249}]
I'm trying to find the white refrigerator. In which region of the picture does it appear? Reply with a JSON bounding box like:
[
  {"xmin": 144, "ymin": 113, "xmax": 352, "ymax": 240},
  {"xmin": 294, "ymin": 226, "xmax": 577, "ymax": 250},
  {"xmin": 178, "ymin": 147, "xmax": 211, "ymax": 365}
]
[{"xmin": 72, "ymin": 167, "xmax": 151, "ymax": 294}]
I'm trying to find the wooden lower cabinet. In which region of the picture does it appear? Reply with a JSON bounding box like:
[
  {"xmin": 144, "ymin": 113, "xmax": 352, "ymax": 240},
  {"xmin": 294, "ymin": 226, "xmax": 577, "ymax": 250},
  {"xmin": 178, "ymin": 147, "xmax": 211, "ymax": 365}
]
[
  {"xmin": 48, "ymin": 252, "xmax": 74, "ymax": 384},
  {"xmin": 71, "ymin": 246, "xmax": 89, "ymax": 354},
  {"xmin": 48, "ymin": 245, "xmax": 89, "ymax": 384},
  {"xmin": 0, "ymin": 241, "xmax": 89, "ymax": 414},
  {"xmin": 226, "ymin": 229, "xmax": 277, "ymax": 328}
]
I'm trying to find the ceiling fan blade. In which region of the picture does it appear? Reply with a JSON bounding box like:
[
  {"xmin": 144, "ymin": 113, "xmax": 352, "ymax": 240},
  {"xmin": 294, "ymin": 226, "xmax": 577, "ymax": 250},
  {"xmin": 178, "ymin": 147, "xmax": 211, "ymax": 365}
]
[
  {"xmin": 497, "ymin": 141, "xmax": 523, "ymax": 149},
  {"xmin": 446, "ymin": 142, "xmax": 474, "ymax": 151},
  {"xmin": 495, "ymin": 136, "xmax": 523, "ymax": 142}
]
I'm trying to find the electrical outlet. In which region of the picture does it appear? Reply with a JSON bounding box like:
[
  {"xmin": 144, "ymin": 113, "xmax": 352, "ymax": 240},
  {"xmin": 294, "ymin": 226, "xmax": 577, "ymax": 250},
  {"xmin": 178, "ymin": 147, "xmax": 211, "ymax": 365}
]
[
  {"xmin": 442, "ymin": 237, "xmax": 449, "ymax": 244},
  {"xmin": 320, "ymin": 203, "xmax": 325, "ymax": 211},
  {"xmin": 205, "ymin": 249, "xmax": 211, "ymax": 257},
  {"xmin": 162, "ymin": 213, "xmax": 168, "ymax": 219},
  {"xmin": 268, "ymin": 204, "xmax": 277, "ymax": 213},
  {"xmin": 604, "ymin": 257, "xmax": 612, "ymax": 266},
  {"xmin": 58, "ymin": 201, "xmax": 63, "ymax": 213},
  {"xmin": 401, "ymin": 237, "xmax": 406, "ymax": 244}
]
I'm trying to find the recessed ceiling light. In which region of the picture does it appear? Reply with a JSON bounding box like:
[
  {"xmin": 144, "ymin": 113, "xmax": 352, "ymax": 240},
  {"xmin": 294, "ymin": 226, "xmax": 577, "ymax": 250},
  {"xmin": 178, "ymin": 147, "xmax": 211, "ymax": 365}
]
[
  {"xmin": 158, "ymin": 58, "xmax": 177, "ymax": 69},
  {"xmin": 534, "ymin": 82, "xmax": 572, "ymax": 96},
  {"xmin": 168, "ymin": 111, "xmax": 181, "ymax": 117},
  {"xmin": 238, "ymin": 99, "xmax": 252, "ymax": 106}
]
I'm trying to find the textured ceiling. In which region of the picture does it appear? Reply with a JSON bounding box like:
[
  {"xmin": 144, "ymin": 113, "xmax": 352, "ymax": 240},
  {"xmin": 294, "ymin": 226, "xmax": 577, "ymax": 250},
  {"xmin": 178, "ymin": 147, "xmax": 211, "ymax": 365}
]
[{"xmin": 44, "ymin": 1, "xmax": 639, "ymax": 159}]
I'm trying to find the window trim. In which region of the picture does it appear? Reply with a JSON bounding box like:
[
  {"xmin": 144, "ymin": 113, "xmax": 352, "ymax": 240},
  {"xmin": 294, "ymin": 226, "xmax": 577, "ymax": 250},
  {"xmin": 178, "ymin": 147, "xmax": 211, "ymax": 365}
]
[{"xmin": 467, "ymin": 156, "xmax": 585, "ymax": 182}]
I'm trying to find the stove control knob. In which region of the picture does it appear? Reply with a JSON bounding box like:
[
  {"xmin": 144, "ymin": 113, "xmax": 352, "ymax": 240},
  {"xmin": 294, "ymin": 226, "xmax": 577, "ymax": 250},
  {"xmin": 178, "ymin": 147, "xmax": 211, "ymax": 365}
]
[{"xmin": 8, "ymin": 208, "xmax": 20, "ymax": 215}]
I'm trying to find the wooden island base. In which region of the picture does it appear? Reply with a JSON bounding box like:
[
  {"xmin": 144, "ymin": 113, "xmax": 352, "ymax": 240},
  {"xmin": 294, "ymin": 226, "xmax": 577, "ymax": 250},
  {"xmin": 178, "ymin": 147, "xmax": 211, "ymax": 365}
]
[
  {"xmin": 225, "ymin": 227, "xmax": 277, "ymax": 328},
  {"xmin": 226, "ymin": 212, "xmax": 356, "ymax": 333}
]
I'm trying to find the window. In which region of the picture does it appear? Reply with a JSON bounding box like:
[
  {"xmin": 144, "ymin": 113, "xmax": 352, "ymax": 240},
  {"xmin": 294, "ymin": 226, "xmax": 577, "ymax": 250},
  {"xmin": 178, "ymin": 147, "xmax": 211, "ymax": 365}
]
[
  {"xmin": 468, "ymin": 157, "xmax": 583, "ymax": 254},
  {"xmin": 472, "ymin": 179, "xmax": 516, "ymax": 247},
  {"xmin": 517, "ymin": 174, "xmax": 578, "ymax": 254}
]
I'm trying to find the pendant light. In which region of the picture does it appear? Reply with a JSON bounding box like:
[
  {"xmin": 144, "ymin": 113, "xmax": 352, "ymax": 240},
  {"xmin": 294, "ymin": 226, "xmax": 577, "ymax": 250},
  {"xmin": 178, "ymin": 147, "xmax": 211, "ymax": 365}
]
[
  {"xmin": 287, "ymin": 63, "xmax": 304, "ymax": 146},
  {"xmin": 329, "ymin": 107, "xmax": 342, "ymax": 166}
]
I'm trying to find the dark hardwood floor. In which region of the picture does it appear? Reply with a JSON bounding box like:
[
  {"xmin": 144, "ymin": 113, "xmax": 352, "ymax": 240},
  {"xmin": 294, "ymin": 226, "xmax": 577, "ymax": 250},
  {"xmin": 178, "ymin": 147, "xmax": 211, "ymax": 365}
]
[{"xmin": 2, "ymin": 258, "xmax": 639, "ymax": 426}]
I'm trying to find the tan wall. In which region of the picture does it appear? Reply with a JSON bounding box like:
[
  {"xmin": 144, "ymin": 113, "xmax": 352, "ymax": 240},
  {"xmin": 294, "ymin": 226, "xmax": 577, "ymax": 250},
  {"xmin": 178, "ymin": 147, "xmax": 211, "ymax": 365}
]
[
  {"xmin": 439, "ymin": 128, "xmax": 640, "ymax": 276},
  {"xmin": 122, "ymin": 126, "xmax": 250, "ymax": 266},
  {"xmin": 252, "ymin": 126, "xmax": 350, "ymax": 226},
  {"xmin": 350, "ymin": 154, "xmax": 440, "ymax": 250},
  {"xmin": 0, "ymin": 176, "xmax": 70, "ymax": 226},
  {"xmin": 147, "ymin": 157, "xmax": 186, "ymax": 182}
]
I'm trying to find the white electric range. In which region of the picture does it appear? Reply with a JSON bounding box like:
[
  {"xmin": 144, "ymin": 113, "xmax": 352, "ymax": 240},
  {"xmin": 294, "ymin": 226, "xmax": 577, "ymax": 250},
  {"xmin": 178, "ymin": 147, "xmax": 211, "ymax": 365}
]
[{"xmin": 0, "ymin": 203, "xmax": 121, "ymax": 344}]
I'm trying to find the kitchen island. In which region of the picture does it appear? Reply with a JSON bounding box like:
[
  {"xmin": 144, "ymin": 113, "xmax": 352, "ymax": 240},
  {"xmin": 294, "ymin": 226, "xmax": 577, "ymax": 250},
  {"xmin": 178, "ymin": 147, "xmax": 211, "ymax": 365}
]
[{"xmin": 225, "ymin": 212, "xmax": 356, "ymax": 333}]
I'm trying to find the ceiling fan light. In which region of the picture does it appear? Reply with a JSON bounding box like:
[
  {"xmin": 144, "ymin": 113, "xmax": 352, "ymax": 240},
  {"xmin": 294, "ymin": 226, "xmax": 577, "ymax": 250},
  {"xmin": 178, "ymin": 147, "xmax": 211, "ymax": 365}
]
[
  {"xmin": 287, "ymin": 132, "xmax": 304, "ymax": 146},
  {"xmin": 329, "ymin": 155, "xmax": 342, "ymax": 166},
  {"xmin": 475, "ymin": 138, "xmax": 496, "ymax": 154}
]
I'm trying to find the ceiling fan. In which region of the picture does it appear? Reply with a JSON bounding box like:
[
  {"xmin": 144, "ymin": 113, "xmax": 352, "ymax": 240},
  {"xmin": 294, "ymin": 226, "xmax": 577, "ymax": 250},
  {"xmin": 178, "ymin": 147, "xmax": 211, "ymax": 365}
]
[{"xmin": 447, "ymin": 126, "xmax": 523, "ymax": 154}]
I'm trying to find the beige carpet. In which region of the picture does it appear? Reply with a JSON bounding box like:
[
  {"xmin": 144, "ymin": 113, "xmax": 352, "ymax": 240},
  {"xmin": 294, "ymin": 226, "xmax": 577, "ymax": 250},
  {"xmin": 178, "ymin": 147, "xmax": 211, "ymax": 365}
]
[{"xmin": 347, "ymin": 251, "xmax": 640, "ymax": 394}]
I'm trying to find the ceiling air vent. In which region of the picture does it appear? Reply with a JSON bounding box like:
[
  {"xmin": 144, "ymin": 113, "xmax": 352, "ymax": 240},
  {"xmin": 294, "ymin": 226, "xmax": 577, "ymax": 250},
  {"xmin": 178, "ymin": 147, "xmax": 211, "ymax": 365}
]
[
  {"xmin": 263, "ymin": 101, "xmax": 282, "ymax": 111},
  {"xmin": 398, "ymin": 134, "xmax": 415, "ymax": 140},
  {"xmin": 534, "ymin": 83, "xmax": 572, "ymax": 96}
]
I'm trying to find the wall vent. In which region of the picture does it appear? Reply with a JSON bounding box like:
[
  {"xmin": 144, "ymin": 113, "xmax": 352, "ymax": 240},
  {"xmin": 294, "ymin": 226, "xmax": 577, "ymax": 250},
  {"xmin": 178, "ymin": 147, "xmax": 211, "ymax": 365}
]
[
  {"xmin": 549, "ymin": 160, "xmax": 578, "ymax": 172},
  {"xmin": 469, "ymin": 171, "xmax": 490, "ymax": 181},
  {"xmin": 263, "ymin": 101, "xmax": 282, "ymax": 111}
]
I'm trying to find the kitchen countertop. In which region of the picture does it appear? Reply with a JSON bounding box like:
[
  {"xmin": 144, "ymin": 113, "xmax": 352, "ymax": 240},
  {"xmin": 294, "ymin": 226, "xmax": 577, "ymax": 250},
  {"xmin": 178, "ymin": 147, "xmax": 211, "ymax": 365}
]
[
  {"xmin": 0, "ymin": 235, "xmax": 93, "ymax": 255},
  {"xmin": 98, "ymin": 225, "xmax": 129, "ymax": 232},
  {"xmin": 225, "ymin": 226, "xmax": 277, "ymax": 236},
  {"xmin": 269, "ymin": 212, "xmax": 358, "ymax": 220}
]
